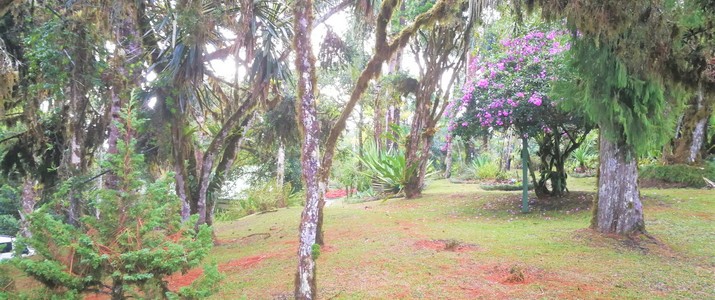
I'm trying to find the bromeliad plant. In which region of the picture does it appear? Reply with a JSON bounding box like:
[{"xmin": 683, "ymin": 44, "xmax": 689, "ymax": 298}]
[
  {"xmin": 356, "ymin": 145, "xmax": 437, "ymax": 195},
  {"xmin": 11, "ymin": 102, "xmax": 216, "ymax": 299},
  {"xmin": 357, "ymin": 147, "xmax": 415, "ymax": 194}
]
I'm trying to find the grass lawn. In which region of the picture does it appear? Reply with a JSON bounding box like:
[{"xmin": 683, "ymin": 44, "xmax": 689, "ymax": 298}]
[
  {"xmin": 3, "ymin": 177, "xmax": 713, "ymax": 299},
  {"xmin": 200, "ymin": 177, "xmax": 714, "ymax": 299}
]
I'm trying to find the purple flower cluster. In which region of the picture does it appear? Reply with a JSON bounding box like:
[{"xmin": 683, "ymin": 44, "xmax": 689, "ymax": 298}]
[{"xmin": 445, "ymin": 28, "xmax": 570, "ymax": 146}]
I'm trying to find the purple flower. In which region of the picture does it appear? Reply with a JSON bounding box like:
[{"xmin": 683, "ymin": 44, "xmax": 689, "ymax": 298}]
[
  {"xmin": 528, "ymin": 94, "xmax": 543, "ymax": 106},
  {"xmin": 477, "ymin": 79, "xmax": 489, "ymax": 89}
]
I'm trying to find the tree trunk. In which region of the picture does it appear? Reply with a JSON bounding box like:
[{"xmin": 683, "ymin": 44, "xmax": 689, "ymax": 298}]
[
  {"xmin": 591, "ymin": 130, "xmax": 645, "ymax": 235},
  {"xmin": 464, "ymin": 139, "xmax": 477, "ymax": 163},
  {"xmin": 358, "ymin": 105, "xmax": 365, "ymax": 171},
  {"xmin": 106, "ymin": 0, "xmax": 143, "ymax": 187},
  {"xmin": 196, "ymin": 98, "xmax": 257, "ymax": 225},
  {"xmin": 387, "ymin": 105, "xmax": 401, "ymax": 152},
  {"xmin": 373, "ymin": 92, "xmax": 385, "ymax": 153},
  {"xmin": 444, "ymin": 135, "xmax": 453, "ymax": 178},
  {"xmin": 276, "ymin": 141, "xmax": 286, "ymax": 188},
  {"xmin": 521, "ymin": 136, "xmax": 529, "ymax": 213},
  {"xmin": 314, "ymin": 181, "xmax": 327, "ymax": 246},
  {"xmin": 59, "ymin": 21, "xmax": 93, "ymax": 226},
  {"xmin": 111, "ymin": 277, "xmax": 123, "ymax": 300},
  {"xmin": 172, "ymin": 119, "xmax": 192, "ymax": 222},
  {"xmin": 205, "ymin": 115, "xmax": 254, "ymax": 226},
  {"xmin": 416, "ymin": 134, "xmax": 435, "ymax": 193},
  {"xmin": 313, "ymin": 0, "xmax": 452, "ymax": 252},
  {"xmin": 503, "ymin": 133, "xmax": 513, "ymax": 171},
  {"xmin": 404, "ymin": 92, "xmax": 430, "ymax": 199},
  {"xmin": 293, "ymin": 0, "xmax": 320, "ymax": 298},
  {"xmin": 18, "ymin": 177, "xmax": 36, "ymax": 238},
  {"xmin": 386, "ymin": 38, "xmax": 403, "ymax": 153},
  {"xmin": 669, "ymin": 82, "xmax": 712, "ymax": 164}
]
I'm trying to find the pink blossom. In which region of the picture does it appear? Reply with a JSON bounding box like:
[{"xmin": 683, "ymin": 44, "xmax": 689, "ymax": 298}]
[
  {"xmin": 477, "ymin": 79, "xmax": 489, "ymax": 88},
  {"xmin": 528, "ymin": 94, "xmax": 543, "ymax": 106}
]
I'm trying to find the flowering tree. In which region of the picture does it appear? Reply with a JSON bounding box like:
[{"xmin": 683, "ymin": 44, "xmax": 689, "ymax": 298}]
[{"xmin": 450, "ymin": 27, "xmax": 591, "ymax": 199}]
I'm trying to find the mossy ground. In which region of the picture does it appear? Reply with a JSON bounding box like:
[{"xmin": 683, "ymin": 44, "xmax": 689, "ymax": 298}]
[{"xmin": 2, "ymin": 177, "xmax": 713, "ymax": 299}]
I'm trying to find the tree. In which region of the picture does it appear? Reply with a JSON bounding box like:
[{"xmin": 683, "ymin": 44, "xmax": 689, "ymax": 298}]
[
  {"xmin": 402, "ymin": 10, "xmax": 468, "ymax": 198},
  {"xmin": 527, "ymin": 0, "xmax": 682, "ymax": 234},
  {"xmin": 292, "ymin": 0, "xmax": 474, "ymax": 297},
  {"xmin": 292, "ymin": 1, "xmax": 321, "ymax": 298},
  {"xmin": 13, "ymin": 102, "xmax": 214, "ymax": 300},
  {"xmin": 0, "ymin": 2, "xmax": 108, "ymax": 232},
  {"xmin": 142, "ymin": 0, "xmax": 291, "ymax": 226},
  {"xmin": 663, "ymin": 1, "xmax": 715, "ymax": 165},
  {"xmin": 451, "ymin": 24, "xmax": 590, "ymax": 202},
  {"xmin": 314, "ymin": 0, "xmax": 469, "ymax": 245}
]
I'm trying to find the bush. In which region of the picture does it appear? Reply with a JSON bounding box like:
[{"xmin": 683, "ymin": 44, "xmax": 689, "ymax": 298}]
[
  {"xmin": 640, "ymin": 164, "xmax": 715, "ymax": 188},
  {"xmin": 475, "ymin": 162, "xmax": 501, "ymax": 179},
  {"xmin": 217, "ymin": 181, "xmax": 297, "ymax": 221},
  {"xmin": 12, "ymin": 102, "xmax": 214, "ymax": 299}
]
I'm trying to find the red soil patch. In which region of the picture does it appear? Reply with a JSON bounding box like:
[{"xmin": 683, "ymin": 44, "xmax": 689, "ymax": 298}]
[
  {"xmin": 166, "ymin": 267, "xmax": 204, "ymax": 291},
  {"xmin": 690, "ymin": 212, "xmax": 714, "ymax": 220},
  {"xmin": 282, "ymin": 240, "xmax": 298, "ymax": 246},
  {"xmin": 321, "ymin": 245, "xmax": 337, "ymax": 253},
  {"xmin": 480, "ymin": 264, "xmax": 539, "ymax": 285},
  {"xmin": 413, "ymin": 239, "xmax": 480, "ymax": 252},
  {"xmin": 84, "ymin": 291, "xmax": 111, "ymax": 300},
  {"xmin": 219, "ymin": 254, "xmax": 273, "ymax": 272},
  {"xmin": 163, "ymin": 254, "xmax": 274, "ymax": 292}
]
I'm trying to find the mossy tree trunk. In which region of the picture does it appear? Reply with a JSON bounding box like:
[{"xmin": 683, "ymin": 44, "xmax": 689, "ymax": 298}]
[
  {"xmin": 592, "ymin": 129, "xmax": 645, "ymax": 235},
  {"xmin": 59, "ymin": 20, "xmax": 94, "ymax": 226},
  {"xmin": 293, "ymin": 0, "xmax": 321, "ymax": 298},
  {"xmin": 276, "ymin": 141, "xmax": 286, "ymax": 188},
  {"xmin": 444, "ymin": 134, "xmax": 453, "ymax": 178},
  {"xmin": 106, "ymin": 1, "xmax": 143, "ymax": 187},
  {"xmin": 18, "ymin": 176, "xmax": 36, "ymax": 238},
  {"xmin": 668, "ymin": 82, "xmax": 712, "ymax": 164}
]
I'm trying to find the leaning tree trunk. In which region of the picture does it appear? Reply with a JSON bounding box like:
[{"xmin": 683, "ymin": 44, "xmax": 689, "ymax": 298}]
[
  {"xmin": 591, "ymin": 129, "xmax": 645, "ymax": 235},
  {"xmin": 293, "ymin": 1, "xmax": 321, "ymax": 298},
  {"xmin": 314, "ymin": 0, "xmax": 452, "ymax": 248}
]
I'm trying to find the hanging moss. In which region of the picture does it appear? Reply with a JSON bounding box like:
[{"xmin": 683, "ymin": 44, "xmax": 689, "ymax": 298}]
[{"xmin": 554, "ymin": 37, "xmax": 685, "ymax": 156}]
